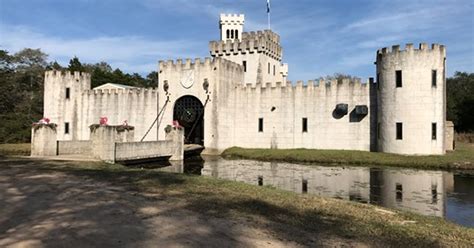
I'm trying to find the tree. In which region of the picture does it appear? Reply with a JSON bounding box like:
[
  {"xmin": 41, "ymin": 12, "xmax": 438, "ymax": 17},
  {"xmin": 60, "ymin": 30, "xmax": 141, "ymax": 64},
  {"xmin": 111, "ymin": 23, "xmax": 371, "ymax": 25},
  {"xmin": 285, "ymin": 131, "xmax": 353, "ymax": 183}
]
[
  {"xmin": 68, "ymin": 56, "xmax": 85, "ymax": 72},
  {"xmin": 447, "ymin": 72, "xmax": 474, "ymax": 132}
]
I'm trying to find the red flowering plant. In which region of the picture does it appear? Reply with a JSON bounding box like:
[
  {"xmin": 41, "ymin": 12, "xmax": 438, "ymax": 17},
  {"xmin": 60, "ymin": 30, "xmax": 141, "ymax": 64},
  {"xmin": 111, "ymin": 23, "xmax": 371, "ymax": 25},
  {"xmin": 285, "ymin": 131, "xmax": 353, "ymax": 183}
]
[{"xmin": 32, "ymin": 117, "xmax": 57, "ymax": 131}]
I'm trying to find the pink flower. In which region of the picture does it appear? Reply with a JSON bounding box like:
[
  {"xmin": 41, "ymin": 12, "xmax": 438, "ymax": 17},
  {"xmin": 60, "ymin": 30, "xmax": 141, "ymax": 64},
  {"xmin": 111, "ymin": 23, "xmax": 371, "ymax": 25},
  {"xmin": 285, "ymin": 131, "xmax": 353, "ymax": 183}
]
[{"xmin": 100, "ymin": 117, "xmax": 108, "ymax": 125}]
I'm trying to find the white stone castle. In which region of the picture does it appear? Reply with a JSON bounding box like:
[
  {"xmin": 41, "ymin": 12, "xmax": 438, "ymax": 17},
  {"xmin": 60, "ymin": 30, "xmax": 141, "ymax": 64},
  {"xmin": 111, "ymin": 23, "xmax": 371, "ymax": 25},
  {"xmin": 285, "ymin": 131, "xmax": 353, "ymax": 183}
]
[{"xmin": 43, "ymin": 13, "xmax": 452, "ymax": 155}]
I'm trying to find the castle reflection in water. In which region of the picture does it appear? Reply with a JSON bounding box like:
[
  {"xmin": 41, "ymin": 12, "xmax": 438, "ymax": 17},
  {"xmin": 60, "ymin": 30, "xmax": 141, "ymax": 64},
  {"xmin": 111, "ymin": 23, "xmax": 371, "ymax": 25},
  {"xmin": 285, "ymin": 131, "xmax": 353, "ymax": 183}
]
[{"xmin": 156, "ymin": 157, "xmax": 457, "ymax": 218}]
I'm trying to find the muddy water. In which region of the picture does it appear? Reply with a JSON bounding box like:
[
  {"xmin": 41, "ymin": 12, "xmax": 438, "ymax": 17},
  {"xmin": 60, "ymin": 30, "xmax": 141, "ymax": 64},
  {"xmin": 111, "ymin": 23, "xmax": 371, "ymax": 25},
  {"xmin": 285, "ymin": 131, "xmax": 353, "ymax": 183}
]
[{"xmin": 142, "ymin": 157, "xmax": 474, "ymax": 228}]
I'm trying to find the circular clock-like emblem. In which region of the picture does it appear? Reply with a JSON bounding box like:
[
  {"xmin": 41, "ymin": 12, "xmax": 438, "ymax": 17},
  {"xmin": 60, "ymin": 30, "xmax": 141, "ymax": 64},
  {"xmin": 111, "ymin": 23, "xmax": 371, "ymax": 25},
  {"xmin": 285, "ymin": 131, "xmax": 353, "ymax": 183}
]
[{"xmin": 180, "ymin": 69, "xmax": 194, "ymax": 89}]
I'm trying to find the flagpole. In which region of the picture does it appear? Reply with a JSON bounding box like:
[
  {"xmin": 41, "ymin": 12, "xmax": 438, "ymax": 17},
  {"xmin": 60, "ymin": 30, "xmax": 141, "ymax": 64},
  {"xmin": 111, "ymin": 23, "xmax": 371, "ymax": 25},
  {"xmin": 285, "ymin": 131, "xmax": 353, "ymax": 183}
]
[{"xmin": 267, "ymin": 0, "xmax": 271, "ymax": 30}]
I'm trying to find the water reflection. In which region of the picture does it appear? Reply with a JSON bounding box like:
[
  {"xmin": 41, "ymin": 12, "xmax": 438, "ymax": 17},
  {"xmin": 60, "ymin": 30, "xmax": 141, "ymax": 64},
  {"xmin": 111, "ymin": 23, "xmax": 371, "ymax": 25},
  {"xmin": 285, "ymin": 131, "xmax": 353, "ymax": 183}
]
[{"xmin": 133, "ymin": 157, "xmax": 474, "ymax": 227}]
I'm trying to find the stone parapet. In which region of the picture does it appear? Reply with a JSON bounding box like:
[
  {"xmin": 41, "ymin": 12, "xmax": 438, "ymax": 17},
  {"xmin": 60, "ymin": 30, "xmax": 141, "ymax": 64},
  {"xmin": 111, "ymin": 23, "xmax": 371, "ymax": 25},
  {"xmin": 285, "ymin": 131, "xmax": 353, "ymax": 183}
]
[{"xmin": 31, "ymin": 123, "xmax": 58, "ymax": 156}]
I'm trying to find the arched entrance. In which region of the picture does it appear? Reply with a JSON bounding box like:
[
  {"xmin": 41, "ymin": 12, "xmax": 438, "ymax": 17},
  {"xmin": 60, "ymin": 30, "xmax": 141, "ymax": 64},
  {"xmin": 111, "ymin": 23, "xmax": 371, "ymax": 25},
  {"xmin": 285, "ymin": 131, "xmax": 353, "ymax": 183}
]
[{"xmin": 173, "ymin": 95, "xmax": 204, "ymax": 145}]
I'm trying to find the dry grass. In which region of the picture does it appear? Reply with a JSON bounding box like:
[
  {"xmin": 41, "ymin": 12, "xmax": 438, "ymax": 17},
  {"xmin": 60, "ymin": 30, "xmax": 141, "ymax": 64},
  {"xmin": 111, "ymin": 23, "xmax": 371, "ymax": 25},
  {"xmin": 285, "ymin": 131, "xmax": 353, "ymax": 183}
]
[
  {"xmin": 0, "ymin": 143, "xmax": 30, "ymax": 156},
  {"xmin": 222, "ymin": 142, "xmax": 474, "ymax": 170},
  {"xmin": 1, "ymin": 157, "xmax": 472, "ymax": 247}
]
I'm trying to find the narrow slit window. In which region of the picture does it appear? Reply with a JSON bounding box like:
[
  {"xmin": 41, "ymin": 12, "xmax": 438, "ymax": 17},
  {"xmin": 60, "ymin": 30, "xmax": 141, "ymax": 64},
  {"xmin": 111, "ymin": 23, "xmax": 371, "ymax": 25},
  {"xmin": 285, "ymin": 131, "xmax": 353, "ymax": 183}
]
[
  {"xmin": 432, "ymin": 123, "xmax": 437, "ymax": 140},
  {"xmin": 302, "ymin": 118, "xmax": 308, "ymax": 133},
  {"xmin": 396, "ymin": 122, "xmax": 403, "ymax": 140},
  {"xmin": 396, "ymin": 70, "xmax": 402, "ymax": 87},
  {"xmin": 65, "ymin": 87, "xmax": 70, "ymax": 99},
  {"xmin": 273, "ymin": 65, "xmax": 276, "ymax": 76},
  {"xmin": 242, "ymin": 61, "xmax": 247, "ymax": 72},
  {"xmin": 268, "ymin": 63, "xmax": 271, "ymax": 74},
  {"xmin": 64, "ymin": 122, "xmax": 70, "ymax": 134},
  {"xmin": 235, "ymin": 30, "xmax": 238, "ymax": 40},
  {"xmin": 432, "ymin": 70, "xmax": 437, "ymax": 87},
  {"xmin": 226, "ymin": 29, "xmax": 230, "ymax": 39},
  {"xmin": 302, "ymin": 179, "xmax": 308, "ymax": 194},
  {"xmin": 258, "ymin": 118, "xmax": 263, "ymax": 132}
]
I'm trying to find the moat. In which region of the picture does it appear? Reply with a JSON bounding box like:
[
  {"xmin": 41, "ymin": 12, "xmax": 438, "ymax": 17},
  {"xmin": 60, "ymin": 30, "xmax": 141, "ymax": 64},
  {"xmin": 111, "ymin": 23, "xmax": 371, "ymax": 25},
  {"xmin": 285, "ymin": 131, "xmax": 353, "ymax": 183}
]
[{"xmin": 138, "ymin": 157, "xmax": 474, "ymax": 228}]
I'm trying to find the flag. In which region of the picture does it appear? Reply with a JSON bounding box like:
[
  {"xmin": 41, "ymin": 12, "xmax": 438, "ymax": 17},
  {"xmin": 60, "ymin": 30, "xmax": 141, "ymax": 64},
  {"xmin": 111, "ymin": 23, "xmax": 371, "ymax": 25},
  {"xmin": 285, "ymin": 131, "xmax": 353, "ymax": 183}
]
[{"xmin": 267, "ymin": 0, "xmax": 270, "ymax": 13}]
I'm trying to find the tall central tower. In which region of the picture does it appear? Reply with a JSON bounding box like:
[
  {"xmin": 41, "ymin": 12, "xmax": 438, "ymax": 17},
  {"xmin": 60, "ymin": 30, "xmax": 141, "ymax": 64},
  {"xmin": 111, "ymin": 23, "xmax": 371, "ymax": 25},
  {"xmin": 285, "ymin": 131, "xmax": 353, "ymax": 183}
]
[{"xmin": 211, "ymin": 13, "xmax": 288, "ymax": 85}]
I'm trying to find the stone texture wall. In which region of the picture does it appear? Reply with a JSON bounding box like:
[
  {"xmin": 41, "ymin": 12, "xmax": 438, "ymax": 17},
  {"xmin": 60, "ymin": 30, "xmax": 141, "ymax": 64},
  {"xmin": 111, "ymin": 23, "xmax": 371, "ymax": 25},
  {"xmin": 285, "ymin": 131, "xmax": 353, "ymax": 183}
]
[
  {"xmin": 31, "ymin": 125, "xmax": 58, "ymax": 156},
  {"xmin": 376, "ymin": 43, "xmax": 446, "ymax": 155},
  {"xmin": 90, "ymin": 126, "xmax": 135, "ymax": 163},
  {"xmin": 57, "ymin": 140, "xmax": 92, "ymax": 155}
]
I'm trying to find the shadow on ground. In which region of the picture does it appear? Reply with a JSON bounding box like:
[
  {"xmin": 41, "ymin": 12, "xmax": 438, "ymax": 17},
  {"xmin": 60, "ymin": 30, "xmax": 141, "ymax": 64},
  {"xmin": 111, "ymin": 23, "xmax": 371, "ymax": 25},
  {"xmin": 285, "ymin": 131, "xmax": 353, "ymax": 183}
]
[{"xmin": 0, "ymin": 158, "xmax": 443, "ymax": 247}]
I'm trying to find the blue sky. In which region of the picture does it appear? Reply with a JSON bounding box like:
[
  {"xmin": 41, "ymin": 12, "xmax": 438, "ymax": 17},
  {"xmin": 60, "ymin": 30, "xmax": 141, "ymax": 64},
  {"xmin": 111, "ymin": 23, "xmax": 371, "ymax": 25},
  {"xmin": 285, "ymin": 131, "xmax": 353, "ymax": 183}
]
[{"xmin": 1, "ymin": 0, "xmax": 473, "ymax": 81}]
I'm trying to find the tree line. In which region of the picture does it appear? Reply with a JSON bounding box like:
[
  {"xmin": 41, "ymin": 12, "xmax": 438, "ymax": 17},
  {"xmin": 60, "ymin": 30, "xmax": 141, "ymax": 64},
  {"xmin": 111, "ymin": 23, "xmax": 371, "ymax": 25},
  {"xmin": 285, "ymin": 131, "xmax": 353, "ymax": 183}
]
[{"xmin": 0, "ymin": 48, "xmax": 472, "ymax": 143}]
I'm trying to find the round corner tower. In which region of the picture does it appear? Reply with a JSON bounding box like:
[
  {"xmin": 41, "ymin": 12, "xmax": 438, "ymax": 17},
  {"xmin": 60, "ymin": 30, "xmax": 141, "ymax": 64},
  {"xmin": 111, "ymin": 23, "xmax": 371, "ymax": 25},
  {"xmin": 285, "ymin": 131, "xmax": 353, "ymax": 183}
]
[{"xmin": 376, "ymin": 43, "xmax": 446, "ymax": 155}]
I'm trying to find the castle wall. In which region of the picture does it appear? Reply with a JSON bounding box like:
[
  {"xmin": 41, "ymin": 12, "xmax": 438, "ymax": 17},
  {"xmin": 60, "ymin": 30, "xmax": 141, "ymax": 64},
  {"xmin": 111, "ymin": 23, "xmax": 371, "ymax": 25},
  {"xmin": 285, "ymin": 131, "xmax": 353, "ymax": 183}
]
[
  {"xmin": 219, "ymin": 79, "xmax": 373, "ymax": 151},
  {"xmin": 376, "ymin": 43, "xmax": 446, "ymax": 155},
  {"xmin": 80, "ymin": 88, "xmax": 158, "ymax": 141}
]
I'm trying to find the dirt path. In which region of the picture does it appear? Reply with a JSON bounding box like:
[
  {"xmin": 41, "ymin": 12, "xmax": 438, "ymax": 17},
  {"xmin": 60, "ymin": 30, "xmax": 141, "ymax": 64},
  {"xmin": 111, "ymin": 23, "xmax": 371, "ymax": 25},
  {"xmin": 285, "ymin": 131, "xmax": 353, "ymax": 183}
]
[{"xmin": 0, "ymin": 161, "xmax": 361, "ymax": 248}]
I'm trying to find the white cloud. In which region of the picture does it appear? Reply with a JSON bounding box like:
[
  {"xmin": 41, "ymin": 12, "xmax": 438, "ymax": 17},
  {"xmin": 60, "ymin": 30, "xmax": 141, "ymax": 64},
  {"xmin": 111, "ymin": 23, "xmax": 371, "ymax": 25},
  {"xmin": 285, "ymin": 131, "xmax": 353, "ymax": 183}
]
[{"xmin": 0, "ymin": 24, "xmax": 202, "ymax": 73}]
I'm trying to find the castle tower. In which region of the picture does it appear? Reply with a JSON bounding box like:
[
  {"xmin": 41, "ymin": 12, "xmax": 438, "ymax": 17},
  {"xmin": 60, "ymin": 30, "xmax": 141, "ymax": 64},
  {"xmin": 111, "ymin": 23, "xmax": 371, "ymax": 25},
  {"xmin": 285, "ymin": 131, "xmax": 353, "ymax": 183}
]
[
  {"xmin": 44, "ymin": 70, "xmax": 91, "ymax": 140},
  {"xmin": 220, "ymin": 14, "xmax": 245, "ymax": 41},
  {"xmin": 211, "ymin": 13, "xmax": 288, "ymax": 85},
  {"xmin": 376, "ymin": 43, "xmax": 446, "ymax": 155}
]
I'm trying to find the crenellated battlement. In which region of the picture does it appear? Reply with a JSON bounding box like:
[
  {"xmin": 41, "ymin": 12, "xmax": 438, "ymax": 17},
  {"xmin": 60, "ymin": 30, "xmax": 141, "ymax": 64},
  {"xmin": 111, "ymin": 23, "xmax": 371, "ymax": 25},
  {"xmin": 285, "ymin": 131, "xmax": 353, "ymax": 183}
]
[
  {"xmin": 45, "ymin": 70, "xmax": 91, "ymax": 81},
  {"xmin": 377, "ymin": 43, "xmax": 446, "ymax": 57},
  {"xmin": 220, "ymin": 14, "xmax": 245, "ymax": 24},
  {"xmin": 159, "ymin": 57, "xmax": 243, "ymax": 72},
  {"xmin": 238, "ymin": 78, "xmax": 369, "ymax": 92},
  {"xmin": 83, "ymin": 87, "xmax": 157, "ymax": 96},
  {"xmin": 209, "ymin": 30, "xmax": 282, "ymax": 61}
]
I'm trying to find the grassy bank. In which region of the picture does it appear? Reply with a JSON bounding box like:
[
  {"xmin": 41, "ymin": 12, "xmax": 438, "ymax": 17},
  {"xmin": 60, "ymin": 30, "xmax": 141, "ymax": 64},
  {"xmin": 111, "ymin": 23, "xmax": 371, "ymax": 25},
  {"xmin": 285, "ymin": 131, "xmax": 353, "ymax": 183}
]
[
  {"xmin": 1, "ymin": 157, "xmax": 472, "ymax": 247},
  {"xmin": 222, "ymin": 142, "xmax": 474, "ymax": 170},
  {"xmin": 0, "ymin": 143, "xmax": 30, "ymax": 156}
]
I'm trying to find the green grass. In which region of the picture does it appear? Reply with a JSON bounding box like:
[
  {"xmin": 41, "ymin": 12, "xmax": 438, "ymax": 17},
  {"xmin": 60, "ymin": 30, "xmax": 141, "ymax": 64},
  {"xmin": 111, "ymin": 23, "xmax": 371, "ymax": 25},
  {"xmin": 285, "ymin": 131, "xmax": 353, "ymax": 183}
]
[
  {"xmin": 1, "ymin": 158, "xmax": 472, "ymax": 247},
  {"xmin": 0, "ymin": 143, "xmax": 31, "ymax": 156},
  {"xmin": 222, "ymin": 143, "xmax": 474, "ymax": 170}
]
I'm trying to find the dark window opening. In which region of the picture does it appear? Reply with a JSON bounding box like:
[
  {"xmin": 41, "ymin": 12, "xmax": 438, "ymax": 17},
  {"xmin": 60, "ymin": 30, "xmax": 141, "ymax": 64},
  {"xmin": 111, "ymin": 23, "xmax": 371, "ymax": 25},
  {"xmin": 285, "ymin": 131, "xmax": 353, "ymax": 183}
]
[
  {"xmin": 231, "ymin": 30, "xmax": 234, "ymax": 39},
  {"xmin": 258, "ymin": 118, "xmax": 264, "ymax": 132},
  {"xmin": 64, "ymin": 122, "xmax": 69, "ymax": 134},
  {"xmin": 268, "ymin": 63, "xmax": 271, "ymax": 74},
  {"xmin": 235, "ymin": 29, "xmax": 238, "ymax": 40},
  {"xmin": 302, "ymin": 118, "xmax": 308, "ymax": 133},
  {"xmin": 273, "ymin": 65, "xmax": 276, "ymax": 76},
  {"xmin": 302, "ymin": 179, "xmax": 308, "ymax": 194},
  {"xmin": 432, "ymin": 70, "xmax": 437, "ymax": 87},
  {"xmin": 396, "ymin": 183, "xmax": 403, "ymax": 202},
  {"xmin": 396, "ymin": 70, "xmax": 402, "ymax": 87},
  {"xmin": 65, "ymin": 87, "xmax": 70, "ymax": 99},
  {"xmin": 396, "ymin": 122, "xmax": 403, "ymax": 140},
  {"xmin": 258, "ymin": 176, "xmax": 263, "ymax": 186},
  {"xmin": 226, "ymin": 29, "xmax": 230, "ymax": 39},
  {"xmin": 432, "ymin": 123, "xmax": 437, "ymax": 140},
  {"xmin": 243, "ymin": 61, "xmax": 247, "ymax": 72},
  {"xmin": 431, "ymin": 184, "xmax": 438, "ymax": 204}
]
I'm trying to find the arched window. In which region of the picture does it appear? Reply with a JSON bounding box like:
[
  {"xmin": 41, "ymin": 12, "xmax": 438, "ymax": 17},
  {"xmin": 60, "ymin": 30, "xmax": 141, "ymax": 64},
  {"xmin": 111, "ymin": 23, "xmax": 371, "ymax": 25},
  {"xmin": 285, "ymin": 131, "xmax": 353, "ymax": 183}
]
[
  {"xmin": 226, "ymin": 29, "xmax": 230, "ymax": 39},
  {"xmin": 235, "ymin": 29, "xmax": 239, "ymax": 40},
  {"xmin": 231, "ymin": 30, "xmax": 234, "ymax": 39}
]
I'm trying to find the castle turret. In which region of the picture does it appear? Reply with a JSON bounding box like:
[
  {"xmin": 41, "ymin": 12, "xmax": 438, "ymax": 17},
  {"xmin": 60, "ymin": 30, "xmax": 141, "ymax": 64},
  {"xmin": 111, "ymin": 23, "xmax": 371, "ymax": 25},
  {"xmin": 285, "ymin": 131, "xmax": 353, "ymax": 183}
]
[
  {"xmin": 220, "ymin": 14, "xmax": 245, "ymax": 41},
  {"xmin": 376, "ymin": 43, "xmax": 446, "ymax": 155},
  {"xmin": 44, "ymin": 70, "xmax": 91, "ymax": 140}
]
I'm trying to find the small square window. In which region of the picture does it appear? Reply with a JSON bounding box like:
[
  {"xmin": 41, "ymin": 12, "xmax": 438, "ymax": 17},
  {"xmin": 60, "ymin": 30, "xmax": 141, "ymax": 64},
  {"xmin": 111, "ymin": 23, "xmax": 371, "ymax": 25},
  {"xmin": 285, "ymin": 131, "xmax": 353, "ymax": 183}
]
[
  {"xmin": 258, "ymin": 118, "xmax": 263, "ymax": 132},
  {"xmin": 65, "ymin": 87, "xmax": 70, "ymax": 99},
  {"xmin": 396, "ymin": 122, "xmax": 403, "ymax": 140},
  {"xmin": 395, "ymin": 70, "xmax": 402, "ymax": 88},
  {"xmin": 302, "ymin": 118, "xmax": 308, "ymax": 133},
  {"xmin": 432, "ymin": 123, "xmax": 437, "ymax": 140},
  {"xmin": 64, "ymin": 122, "xmax": 70, "ymax": 134},
  {"xmin": 432, "ymin": 70, "xmax": 437, "ymax": 87}
]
